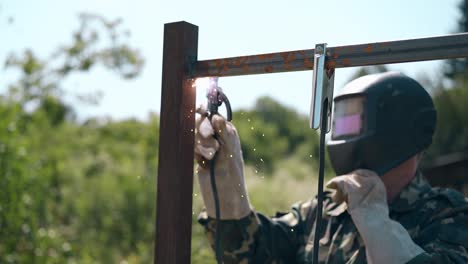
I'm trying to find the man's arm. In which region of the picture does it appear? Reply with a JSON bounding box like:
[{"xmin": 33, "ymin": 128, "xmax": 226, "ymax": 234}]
[
  {"xmin": 195, "ymin": 108, "xmax": 313, "ymax": 263},
  {"xmin": 408, "ymin": 200, "xmax": 468, "ymax": 264},
  {"xmin": 198, "ymin": 199, "xmax": 317, "ymax": 263}
]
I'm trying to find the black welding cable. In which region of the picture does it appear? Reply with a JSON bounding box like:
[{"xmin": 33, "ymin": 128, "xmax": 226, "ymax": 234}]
[
  {"xmin": 207, "ymin": 88, "xmax": 231, "ymax": 264},
  {"xmin": 312, "ymin": 100, "xmax": 328, "ymax": 264},
  {"xmin": 219, "ymin": 93, "xmax": 232, "ymax": 122},
  {"xmin": 210, "ymin": 151, "xmax": 223, "ymax": 264}
]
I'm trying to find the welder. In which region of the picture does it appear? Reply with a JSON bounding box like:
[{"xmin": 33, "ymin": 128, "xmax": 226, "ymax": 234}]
[{"xmin": 195, "ymin": 72, "xmax": 468, "ymax": 263}]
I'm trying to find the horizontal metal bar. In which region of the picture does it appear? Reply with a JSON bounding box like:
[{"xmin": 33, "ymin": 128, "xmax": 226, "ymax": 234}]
[{"xmin": 194, "ymin": 33, "xmax": 468, "ymax": 77}]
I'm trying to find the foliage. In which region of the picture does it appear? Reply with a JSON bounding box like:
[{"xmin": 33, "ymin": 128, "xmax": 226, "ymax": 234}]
[
  {"xmin": 427, "ymin": 0, "xmax": 468, "ymax": 161},
  {"xmin": 0, "ymin": 96, "xmax": 159, "ymax": 262},
  {"xmin": 444, "ymin": 0, "xmax": 468, "ymax": 79},
  {"xmin": 232, "ymin": 96, "xmax": 332, "ymax": 174},
  {"xmin": 4, "ymin": 13, "xmax": 144, "ymax": 108},
  {"xmin": 425, "ymin": 75, "xmax": 468, "ymax": 161},
  {"xmin": 0, "ymin": 13, "xmax": 151, "ymax": 263}
]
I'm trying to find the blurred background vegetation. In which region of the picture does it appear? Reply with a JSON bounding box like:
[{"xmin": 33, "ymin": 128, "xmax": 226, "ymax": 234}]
[{"xmin": 2, "ymin": 1, "xmax": 468, "ymax": 263}]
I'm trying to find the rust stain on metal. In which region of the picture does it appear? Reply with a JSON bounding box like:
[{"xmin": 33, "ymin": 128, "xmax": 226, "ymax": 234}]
[
  {"xmin": 233, "ymin": 58, "xmax": 242, "ymax": 67},
  {"xmin": 280, "ymin": 52, "xmax": 288, "ymax": 62},
  {"xmin": 281, "ymin": 51, "xmax": 296, "ymax": 70},
  {"xmin": 281, "ymin": 52, "xmax": 296, "ymax": 70},
  {"xmin": 264, "ymin": 65, "xmax": 274, "ymax": 73},
  {"xmin": 231, "ymin": 56, "xmax": 248, "ymax": 68},
  {"xmin": 365, "ymin": 45, "xmax": 373, "ymax": 53},
  {"xmin": 222, "ymin": 59, "xmax": 230, "ymax": 73},
  {"xmin": 215, "ymin": 59, "xmax": 223, "ymax": 67},
  {"xmin": 258, "ymin": 53, "xmax": 274, "ymax": 61},
  {"xmin": 280, "ymin": 52, "xmax": 294, "ymax": 63},
  {"xmin": 342, "ymin": 58, "xmax": 351, "ymax": 66},
  {"xmin": 326, "ymin": 60, "xmax": 337, "ymax": 69},
  {"xmin": 239, "ymin": 56, "xmax": 249, "ymax": 66},
  {"xmin": 242, "ymin": 64, "xmax": 249, "ymax": 73},
  {"xmin": 304, "ymin": 58, "xmax": 313, "ymax": 69}
]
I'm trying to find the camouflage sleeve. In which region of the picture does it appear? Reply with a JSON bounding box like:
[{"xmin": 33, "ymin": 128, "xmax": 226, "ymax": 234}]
[
  {"xmin": 406, "ymin": 205, "xmax": 468, "ymax": 264},
  {"xmin": 198, "ymin": 199, "xmax": 317, "ymax": 263}
]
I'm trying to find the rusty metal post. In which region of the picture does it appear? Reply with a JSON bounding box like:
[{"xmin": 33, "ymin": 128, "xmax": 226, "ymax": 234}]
[{"xmin": 155, "ymin": 21, "xmax": 198, "ymax": 264}]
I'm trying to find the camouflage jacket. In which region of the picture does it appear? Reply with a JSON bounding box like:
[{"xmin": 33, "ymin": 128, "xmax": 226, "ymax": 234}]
[{"xmin": 198, "ymin": 172, "xmax": 468, "ymax": 263}]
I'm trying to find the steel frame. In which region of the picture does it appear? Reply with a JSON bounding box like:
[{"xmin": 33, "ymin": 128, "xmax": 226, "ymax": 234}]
[{"xmin": 155, "ymin": 21, "xmax": 468, "ymax": 264}]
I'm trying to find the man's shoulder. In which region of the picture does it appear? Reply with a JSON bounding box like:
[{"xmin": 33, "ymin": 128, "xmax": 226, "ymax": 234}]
[
  {"xmin": 408, "ymin": 186, "xmax": 468, "ymax": 223},
  {"xmin": 408, "ymin": 186, "xmax": 468, "ymax": 249},
  {"xmin": 422, "ymin": 186, "xmax": 468, "ymax": 208}
]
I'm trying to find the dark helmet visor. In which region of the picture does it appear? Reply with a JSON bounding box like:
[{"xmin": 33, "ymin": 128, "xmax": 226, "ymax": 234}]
[{"xmin": 332, "ymin": 96, "xmax": 366, "ymax": 139}]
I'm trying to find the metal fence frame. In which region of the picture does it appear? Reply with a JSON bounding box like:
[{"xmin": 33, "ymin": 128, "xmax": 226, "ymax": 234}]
[{"xmin": 155, "ymin": 21, "xmax": 468, "ymax": 263}]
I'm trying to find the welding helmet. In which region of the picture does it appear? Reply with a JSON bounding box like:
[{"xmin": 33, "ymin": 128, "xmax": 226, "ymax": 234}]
[{"xmin": 326, "ymin": 72, "xmax": 437, "ymax": 176}]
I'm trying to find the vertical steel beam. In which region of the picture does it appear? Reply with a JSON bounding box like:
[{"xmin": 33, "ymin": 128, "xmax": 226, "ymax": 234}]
[{"xmin": 155, "ymin": 21, "xmax": 198, "ymax": 264}]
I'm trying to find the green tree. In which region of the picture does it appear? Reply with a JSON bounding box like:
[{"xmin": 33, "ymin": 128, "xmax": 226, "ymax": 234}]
[
  {"xmin": 0, "ymin": 13, "xmax": 147, "ymax": 263},
  {"xmin": 4, "ymin": 13, "xmax": 144, "ymax": 109},
  {"xmin": 425, "ymin": 0, "xmax": 468, "ymax": 161},
  {"xmin": 444, "ymin": 0, "xmax": 468, "ymax": 79},
  {"xmin": 426, "ymin": 76, "xmax": 468, "ymax": 161},
  {"xmin": 233, "ymin": 96, "xmax": 327, "ymax": 175}
]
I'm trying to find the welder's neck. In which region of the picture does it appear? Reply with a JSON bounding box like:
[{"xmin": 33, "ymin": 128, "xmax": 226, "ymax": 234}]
[{"xmin": 380, "ymin": 155, "xmax": 419, "ymax": 202}]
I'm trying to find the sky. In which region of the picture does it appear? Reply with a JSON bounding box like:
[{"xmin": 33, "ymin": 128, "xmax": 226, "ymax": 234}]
[{"xmin": 0, "ymin": 0, "xmax": 461, "ymax": 121}]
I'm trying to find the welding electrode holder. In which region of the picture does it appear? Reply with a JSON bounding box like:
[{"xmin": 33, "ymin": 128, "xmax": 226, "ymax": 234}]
[
  {"xmin": 207, "ymin": 86, "xmax": 233, "ymax": 122},
  {"xmin": 310, "ymin": 43, "xmax": 335, "ymax": 264},
  {"xmin": 206, "ymin": 83, "xmax": 233, "ymax": 264}
]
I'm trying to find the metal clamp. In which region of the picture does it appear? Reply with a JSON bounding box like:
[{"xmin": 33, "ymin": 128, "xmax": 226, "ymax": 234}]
[
  {"xmin": 206, "ymin": 77, "xmax": 233, "ymax": 121},
  {"xmin": 310, "ymin": 43, "xmax": 335, "ymax": 132}
]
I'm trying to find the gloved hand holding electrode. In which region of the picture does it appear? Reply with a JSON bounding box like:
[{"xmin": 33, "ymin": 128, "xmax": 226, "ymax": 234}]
[{"xmin": 194, "ymin": 105, "xmax": 251, "ymax": 220}]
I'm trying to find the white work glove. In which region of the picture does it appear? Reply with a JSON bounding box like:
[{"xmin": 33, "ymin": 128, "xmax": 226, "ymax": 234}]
[
  {"xmin": 326, "ymin": 169, "xmax": 425, "ymax": 264},
  {"xmin": 194, "ymin": 106, "xmax": 251, "ymax": 220}
]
